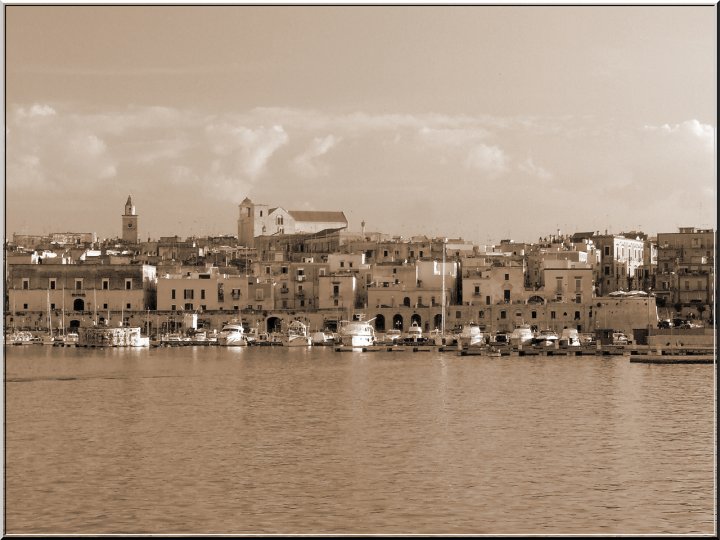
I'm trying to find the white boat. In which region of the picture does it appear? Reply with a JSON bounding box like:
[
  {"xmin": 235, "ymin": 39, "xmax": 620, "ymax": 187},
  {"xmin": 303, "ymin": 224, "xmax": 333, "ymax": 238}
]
[
  {"xmin": 63, "ymin": 332, "xmax": 79, "ymax": 346},
  {"xmin": 531, "ymin": 329, "xmax": 560, "ymax": 347},
  {"xmin": 509, "ymin": 324, "xmax": 534, "ymax": 347},
  {"xmin": 612, "ymin": 331, "xmax": 629, "ymax": 345},
  {"xmin": 402, "ymin": 321, "xmax": 427, "ymax": 345},
  {"xmin": 217, "ymin": 320, "xmax": 247, "ymax": 346},
  {"xmin": 312, "ymin": 330, "xmax": 336, "ymax": 346},
  {"xmin": 78, "ymin": 326, "xmax": 149, "ymax": 347},
  {"xmin": 4, "ymin": 330, "xmax": 36, "ymax": 346},
  {"xmin": 455, "ymin": 322, "xmax": 485, "ymax": 348},
  {"xmin": 381, "ymin": 328, "xmax": 402, "ymax": 345},
  {"xmin": 282, "ymin": 320, "xmax": 312, "ymax": 347},
  {"xmin": 338, "ymin": 316, "xmax": 377, "ymax": 348},
  {"xmin": 559, "ymin": 328, "xmax": 581, "ymax": 347}
]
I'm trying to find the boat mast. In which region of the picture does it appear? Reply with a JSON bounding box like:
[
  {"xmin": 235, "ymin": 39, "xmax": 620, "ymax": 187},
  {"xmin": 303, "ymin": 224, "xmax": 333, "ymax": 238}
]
[{"xmin": 441, "ymin": 237, "xmax": 446, "ymax": 336}]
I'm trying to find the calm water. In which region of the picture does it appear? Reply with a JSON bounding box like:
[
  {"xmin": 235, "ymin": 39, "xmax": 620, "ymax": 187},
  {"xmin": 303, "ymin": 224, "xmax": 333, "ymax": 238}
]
[{"xmin": 3, "ymin": 345, "xmax": 716, "ymax": 535}]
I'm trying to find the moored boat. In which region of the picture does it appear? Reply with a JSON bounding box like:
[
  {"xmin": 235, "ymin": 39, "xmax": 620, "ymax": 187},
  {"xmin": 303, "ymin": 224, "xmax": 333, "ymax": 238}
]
[
  {"xmin": 217, "ymin": 320, "xmax": 247, "ymax": 346},
  {"xmin": 338, "ymin": 316, "xmax": 377, "ymax": 348},
  {"xmin": 402, "ymin": 321, "xmax": 427, "ymax": 345},
  {"xmin": 282, "ymin": 320, "xmax": 312, "ymax": 347}
]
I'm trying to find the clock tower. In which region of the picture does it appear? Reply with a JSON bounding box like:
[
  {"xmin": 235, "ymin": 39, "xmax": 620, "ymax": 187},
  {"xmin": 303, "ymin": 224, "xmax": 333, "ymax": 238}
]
[{"xmin": 122, "ymin": 195, "xmax": 139, "ymax": 243}]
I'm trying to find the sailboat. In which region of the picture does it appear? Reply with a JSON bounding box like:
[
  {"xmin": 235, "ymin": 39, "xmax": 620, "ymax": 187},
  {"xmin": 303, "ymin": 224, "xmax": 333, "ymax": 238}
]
[{"xmin": 42, "ymin": 289, "xmax": 57, "ymax": 345}]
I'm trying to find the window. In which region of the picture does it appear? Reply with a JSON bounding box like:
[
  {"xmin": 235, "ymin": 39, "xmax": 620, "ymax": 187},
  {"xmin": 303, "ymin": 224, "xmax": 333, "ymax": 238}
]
[
  {"xmin": 604, "ymin": 246, "xmax": 610, "ymax": 256},
  {"xmin": 265, "ymin": 266, "xmax": 271, "ymax": 274},
  {"xmin": 281, "ymin": 266, "xmax": 288, "ymax": 274},
  {"xmin": 171, "ymin": 289, "xmax": 176, "ymax": 299},
  {"xmin": 103, "ymin": 303, "xmax": 108, "ymax": 309},
  {"xmin": 500, "ymin": 310, "xmax": 506, "ymax": 319},
  {"xmin": 255, "ymin": 289, "xmax": 264, "ymax": 301},
  {"xmin": 23, "ymin": 304, "xmax": 28, "ymax": 309},
  {"xmin": 22, "ymin": 279, "xmax": 29, "ymax": 290},
  {"xmin": 486, "ymin": 296, "xmax": 491, "ymax": 305},
  {"xmin": 184, "ymin": 303, "xmax": 193, "ymax": 310},
  {"xmin": 50, "ymin": 303, "xmax": 55, "ymax": 310},
  {"xmin": 201, "ymin": 289, "xmax": 206, "ymax": 300},
  {"xmin": 49, "ymin": 279, "xmax": 56, "ymax": 290},
  {"xmin": 474, "ymin": 285, "xmax": 480, "ymax": 295},
  {"xmin": 575, "ymin": 278, "xmax": 582, "ymax": 292},
  {"xmin": 171, "ymin": 305, "xmax": 176, "ymax": 311},
  {"xmin": 340, "ymin": 261, "xmax": 345, "ymax": 268},
  {"xmin": 125, "ymin": 279, "xmax": 132, "ymax": 290},
  {"xmin": 550, "ymin": 311, "xmax": 556, "ymax": 319},
  {"xmin": 201, "ymin": 305, "xmax": 206, "ymax": 311},
  {"xmin": 333, "ymin": 285, "xmax": 340, "ymax": 296},
  {"xmin": 102, "ymin": 279, "xmax": 109, "ymax": 290},
  {"xmin": 531, "ymin": 311, "xmax": 537, "ymax": 319},
  {"xmin": 479, "ymin": 310, "xmax": 484, "ymax": 318},
  {"xmin": 184, "ymin": 289, "xmax": 194, "ymax": 300},
  {"xmin": 126, "ymin": 303, "xmax": 131, "ymax": 309},
  {"xmin": 574, "ymin": 311, "xmax": 581, "ymax": 320},
  {"xmin": 504, "ymin": 274, "xmax": 509, "ymax": 281},
  {"xmin": 75, "ymin": 279, "xmax": 83, "ymax": 290}
]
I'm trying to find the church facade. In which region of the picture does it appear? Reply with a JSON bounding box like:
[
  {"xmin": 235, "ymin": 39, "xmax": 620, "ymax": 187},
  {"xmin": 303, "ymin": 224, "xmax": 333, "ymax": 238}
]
[{"xmin": 237, "ymin": 197, "xmax": 348, "ymax": 247}]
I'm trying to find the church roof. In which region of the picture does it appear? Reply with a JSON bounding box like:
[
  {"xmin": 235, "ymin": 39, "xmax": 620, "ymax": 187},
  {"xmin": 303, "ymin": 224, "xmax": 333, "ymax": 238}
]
[
  {"xmin": 287, "ymin": 210, "xmax": 347, "ymax": 224},
  {"xmin": 126, "ymin": 195, "xmax": 133, "ymax": 206}
]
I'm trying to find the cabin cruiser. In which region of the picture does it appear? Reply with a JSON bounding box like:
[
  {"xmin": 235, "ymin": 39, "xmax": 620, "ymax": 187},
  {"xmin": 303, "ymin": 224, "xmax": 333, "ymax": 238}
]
[
  {"xmin": 559, "ymin": 328, "xmax": 581, "ymax": 347},
  {"xmin": 217, "ymin": 321, "xmax": 247, "ymax": 346},
  {"xmin": 402, "ymin": 321, "xmax": 427, "ymax": 345},
  {"xmin": 282, "ymin": 320, "xmax": 313, "ymax": 347},
  {"xmin": 531, "ymin": 329, "xmax": 560, "ymax": 347},
  {"xmin": 312, "ymin": 330, "xmax": 336, "ymax": 346},
  {"xmin": 455, "ymin": 322, "xmax": 485, "ymax": 348},
  {"xmin": 509, "ymin": 324, "xmax": 534, "ymax": 347},
  {"xmin": 379, "ymin": 328, "xmax": 402, "ymax": 345},
  {"xmin": 339, "ymin": 316, "xmax": 377, "ymax": 348}
]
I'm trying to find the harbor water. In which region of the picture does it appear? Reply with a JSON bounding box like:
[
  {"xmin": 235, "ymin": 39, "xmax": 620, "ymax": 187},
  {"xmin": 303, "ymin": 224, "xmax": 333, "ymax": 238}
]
[{"xmin": 3, "ymin": 345, "xmax": 716, "ymax": 535}]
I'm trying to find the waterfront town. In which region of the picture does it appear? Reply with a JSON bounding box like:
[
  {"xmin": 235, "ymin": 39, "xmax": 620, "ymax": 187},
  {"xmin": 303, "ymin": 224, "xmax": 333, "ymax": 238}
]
[{"xmin": 3, "ymin": 195, "xmax": 716, "ymax": 351}]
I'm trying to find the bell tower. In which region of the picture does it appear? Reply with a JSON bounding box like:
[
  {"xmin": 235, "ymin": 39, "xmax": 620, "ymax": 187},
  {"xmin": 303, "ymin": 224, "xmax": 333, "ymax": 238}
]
[{"xmin": 122, "ymin": 195, "xmax": 139, "ymax": 243}]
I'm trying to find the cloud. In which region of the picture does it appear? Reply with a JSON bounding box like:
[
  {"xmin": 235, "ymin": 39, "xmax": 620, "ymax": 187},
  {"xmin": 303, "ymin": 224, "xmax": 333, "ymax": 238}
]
[
  {"xmin": 643, "ymin": 119, "xmax": 715, "ymax": 153},
  {"xmin": 204, "ymin": 123, "xmax": 289, "ymax": 178},
  {"xmin": 518, "ymin": 157, "xmax": 553, "ymax": 180},
  {"xmin": 292, "ymin": 134, "xmax": 339, "ymax": 177}
]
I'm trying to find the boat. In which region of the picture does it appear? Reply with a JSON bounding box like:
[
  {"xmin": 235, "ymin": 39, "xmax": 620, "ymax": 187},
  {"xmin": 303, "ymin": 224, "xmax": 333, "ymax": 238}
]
[
  {"xmin": 311, "ymin": 330, "xmax": 336, "ymax": 346},
  {"xmin": 489, "ymin": 331, "xmax": 510, "ymax": 347},
  {"xmin": 217, "ymin": 320, "xmax": 247, "ymax": 346},
  {"xmin": 338, "ymin": 316, "xmax": 377, "ymax": 348},
  {"xmin": 455, "ymin": 322, "xmax": 485, "ymax": 348},
  {"xmin": 4, "ymin": 330, "xmax": 36, "ymax": 346},
  {"xmin": 402, "ymin": 321, "xmax": 427, "ymax": 345},
  {"xmin": 380, "ymin": 328, "xmax": 402, "ymax": 345},
  {"xmin": 62, "ymin": 332, "xmax": 79, "ymax": 347},
  {"xmin": 42, "ymin": 289, "xmax": 57, "ymax": 345},
  {"xmin": 281, "ymin": 320, "xmax": 312, "ymax": 347},
  {"xmin": 530, "ymin": 329, "xmax": 560, "ymax": 347},
  {"xmin": 78, "ymin": 325, "xmax": 149, "ymax": 347},
  {"xmin": 509, "ymin": 324, "xmax": 534, "ymax": 347},
  {"xmin": 559, "ymin": 328, "xmax": 581, "ymax": 347},
  {"xmin": 612, "ymin": 331, "xmax": 629, "ymax": 345}
]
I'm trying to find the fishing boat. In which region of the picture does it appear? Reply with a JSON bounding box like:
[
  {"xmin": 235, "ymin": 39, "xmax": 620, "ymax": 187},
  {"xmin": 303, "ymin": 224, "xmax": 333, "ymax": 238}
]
[
  {"xmin": 338, "ymin": 315, "xmax": 377, "ymax": 348},
  {"xmin": 281, "ymin": 320, "xmax": 312, "ymax": 347}
]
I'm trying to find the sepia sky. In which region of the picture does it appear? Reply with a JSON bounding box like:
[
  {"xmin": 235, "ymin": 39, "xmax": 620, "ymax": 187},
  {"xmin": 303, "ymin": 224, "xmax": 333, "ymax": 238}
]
[{"xmin": 4, "ymin": 4, "xmax": 717, "ymax": 244}]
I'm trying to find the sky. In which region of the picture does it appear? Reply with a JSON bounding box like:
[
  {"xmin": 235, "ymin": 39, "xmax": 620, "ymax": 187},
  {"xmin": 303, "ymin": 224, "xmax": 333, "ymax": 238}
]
[{"xmin": 3, "ymin": 4, "xmax": 717, "ymax": 245}]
